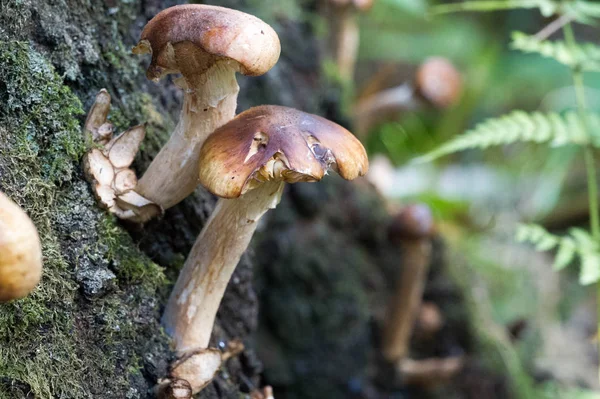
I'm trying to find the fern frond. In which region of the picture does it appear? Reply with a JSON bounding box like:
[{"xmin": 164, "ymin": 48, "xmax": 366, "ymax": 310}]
[
  {"xmin": 429, "ymin": 1, "xmax": 600, "ymax": 24},
  {"xmin": 415, "ymin": 111, "xmax": 598, "ymax": 163},
  {"xmin": 429, "ymin": 0, "xmax": 545, "ymax": 15},
  {"xmin": 511, "ymin": 32, "xmax": 600, "ymax": 72},
  {"xmin": 562, "ymin": 1, "xmax": 600, "ymax": 24},
  {"xmin": 516, "ymin": 224, "xmax": 600, "ymax": 284}
]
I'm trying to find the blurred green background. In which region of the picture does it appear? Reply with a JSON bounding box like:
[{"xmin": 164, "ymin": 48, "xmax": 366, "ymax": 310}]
[{"xmin": 343, "ymin": 0, "xmax": 600, "ymax": 397}]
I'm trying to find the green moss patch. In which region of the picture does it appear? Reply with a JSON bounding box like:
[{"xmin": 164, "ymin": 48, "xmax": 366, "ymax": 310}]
[{"xmin": 0, "ymin": 41, "xmax": 169, "ymax": 399}]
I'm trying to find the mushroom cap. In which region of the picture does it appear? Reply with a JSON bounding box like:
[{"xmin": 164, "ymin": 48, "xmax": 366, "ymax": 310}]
[
  {"xmin": 415, "ymin": 57, "xmax": 462, "ymax": 109},
  {"xmin": 199, "ymin": 105, "xmax": 369, "ymax": 198},
  {"xmin": 388, "ymin": 204, "xmax": 435, "ymax": 241},
  {"xmin": 0, "ymin": 192, "xmax": 42, "ymax": 302},
  {"xmin": 133, "ymin": 4, "xmax": 281, "ymax": 80}
]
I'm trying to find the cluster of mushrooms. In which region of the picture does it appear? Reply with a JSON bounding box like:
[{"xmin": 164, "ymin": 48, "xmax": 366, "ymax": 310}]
[
  {"xmin": 0, "ymin": 2, "xmax": 467, "ymax": 396},
  {"xmin": 82, "ymin": 4, "xmax": 369, "ymax": 397}
]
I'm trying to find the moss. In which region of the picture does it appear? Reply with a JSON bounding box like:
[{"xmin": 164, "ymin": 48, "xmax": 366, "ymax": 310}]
[
  {"xmin": 98, "ymin": 216, "xmax": 166, "ymax": 289},
  {"xmin": 101, "ymin": 38, "xmax": 144, "ymax": 89},
  {"xmin": 0, "ymin": 40, "xmax": 170, "ymax": 399},
  {"xmin": 0, "ymin": 41, "xmax": 86, "ymax": 184}
]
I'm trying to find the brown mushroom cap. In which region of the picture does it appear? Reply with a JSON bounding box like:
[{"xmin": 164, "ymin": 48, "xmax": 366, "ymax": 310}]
[
  {"xmin": 388, "ymin": 204, "xmax": 435, "ymax": 241},
  {"xmin": 133, "ymin": 4, "xmax": 281, "ymax": 80},
  {"xmin": 199, "ymin": 105, "xmax": 369, "ymax": 198},
  {"xmin": 415, "ymin": 57, "xmax": 462, "ymax": 109},
  {"xmin": 0, "ymin": 192, "xmax": 42, "ymax": 302}
]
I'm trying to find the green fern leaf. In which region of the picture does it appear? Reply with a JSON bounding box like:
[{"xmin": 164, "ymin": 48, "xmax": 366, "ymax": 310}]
[
  {"xmin": 429, "ymin": 0, "xmax": 600, "ymax": 23},
  {"xmin": 579, "ymin": 252, "xmax": 600, "ymax": 285},
  {"xmin": 511, "ymin": 32, "xmax": 600, "ymax": 72},
  {"xmin": 562, "ymin": 1, "xmax": 600, "ymax": 24},
  {"xmin": 429, "ymin": 0, "xmax": 600, "ymax": 25},
  {"xmin": 569, "ymin": 228, "xmax": 597, "ymax": 251},
  {"xmin": 553, "ymin": 237, "xmax": 576, "ymax": 270},
  {"xmin": 516, "ymin": 224, "xmax": 560, "ymax": 248},
  {"xmin": 516, "ymin": 224, "xmax": 600, "ymax": 285},
  {"xmin": 429, "ymin": 0, "xmax": 554, "ymax": 16},
  {"xmin": 415, "ymin": 111, "xmax": 595, "ymax": 163}
]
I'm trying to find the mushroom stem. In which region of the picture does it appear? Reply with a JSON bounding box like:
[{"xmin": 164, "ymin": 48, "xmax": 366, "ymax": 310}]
[
  {"xmin": 382, "ymin": 239, "xmax": 432, "ymax": 362},
  {"xmin": 382, "ymin": 204, "xmax": 435, "ymax": 363},
  {"xmin": 134, "ymin": 62, "xmax": 239, "ymax": 212},
  {"xmin": 353, "ymin": 83, "xmax": 417, "ymax": 136},
  {"xmin": 398, "ymin": 356, "xmax": 465, "ymax": 386},
  {"xmin": 162, "ymin": 181, "xmax": 285, "ymax": 354},
  {"xmin": 335, "ymin": 6, "xmax": 360, "ymax": 81}
]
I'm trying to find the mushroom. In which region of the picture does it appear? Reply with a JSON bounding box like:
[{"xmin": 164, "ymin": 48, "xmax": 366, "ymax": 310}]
[
  {"xmin": 0, "ymin": 191, "xmax": 43, "ymax": 302},
  {"xmin": 83, "ymin": 5, "xmax": 281, "ymax": 222},
  {"xmin": 382, "ymin": 204, "xmax": 435, "ymax": 363},
  {"xmin": 166, "ymin": 339, "xmax": 244, "ymax": 393},
  {"xmin": 415, "ymin": 301, "xmax": 444, "ymax": 338},
  {"xmin": 161, "ymin": 105, "xmax": 368, "ymax": 392},
  {"xmin": 325, "ymin": 0, "xmax": 375, "ymax": 80},
  {"xmin": 156, "ymin": 378, "xmax": 193, "ymax": 399},
  {"xmin": 83, "ymin": 91, "xmax": 152, "ymax": 219},
  {"xmin": 382, "ymin": 205, "xmax": 466, "ymax": 384},
  {"xmin": 250, "ymin": 386, "xmax": 275, "ymax": 399},
  {"xmin": 399, "ymin": 356, "xmax": 465, "ymax": 386},
  {"xmin": 414, "ymin": 57, "xmax": 463, "ymax": 109},
  {"xmin": 353, "ymin": 57, "xmax": 462, "ymax": 136}
]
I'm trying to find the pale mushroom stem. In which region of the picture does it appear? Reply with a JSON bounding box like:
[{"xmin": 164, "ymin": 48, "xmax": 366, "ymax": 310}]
[
  {"xmin": 162, "ymin": 181, "xmax": 285, "ymax": 355},
  {"xmin": 135, "ymin": 62, "xmax": 239, "ymax": 210},
  {"xmin": 336, "ymin": 6, "xmax": 360, "ymax": 81}
]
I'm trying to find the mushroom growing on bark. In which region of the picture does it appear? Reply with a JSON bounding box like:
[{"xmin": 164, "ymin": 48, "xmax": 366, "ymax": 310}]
[
  {"xmin": 83, "ymin": 5, "xmax": 281, "ymax": 222},
  {"xmin": 161, "ymin": 105, "xmax": 368, "ymax": 392},
  {"xmin": 354, "ymin": 57, "xmax": 462, "ymax": 136},
  {"xmin": 0, "ymin": 191, "xmax": 43, "ymax": 302},
  {"xmin": 83, "ymin": 90, "xmax": 152, "ymax": 219}
]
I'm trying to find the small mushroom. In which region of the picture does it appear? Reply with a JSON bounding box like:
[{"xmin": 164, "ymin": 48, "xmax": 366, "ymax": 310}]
[
  {"xmin": 415, "ymin": 57, "xmax": 463, "ymax": 109},
  {"xmin": 82, "ymin": 98, "xmax": 152, "ymax": 219},
  {"xmin": 325, "ymin": 0, "xmax": 375, "ymax": 80},
  {"xmin": 169, "ymin": 348, "xmax": 223, "ymax": 393},
  {"xmin": 399, "ymin": 356, "xmax": 465, "ymax": 386},
  {"xmin": 415, "ymin": 301, "xmax": 444, "ymax": 338},
  {"xmin": 354, "ymin": 57, "xmax": 462, "ymax": 135},
  {"xmin": 162, "ymin": 339, "xmax": 245, "ymax": 394},
  {"xmin": 161, "ymin": 105, "xmax": 368, "ymax": 392},
  {"xmin": 156, "ymin": 378, "xmax": 193, "ymax": 399},
  {"xmin": 0, "ymin": 191, "xmax": 43, "ymax": 302},
  {"xmin": 83, "ymin": 5, "xmax": 281, "ymax": 222},
  {"xmin": 382, "ymin": 204, "xmax": 435, "ymax": 363},
  {"xmin": 250, "ymin": 386, "xmax": 275, "ymax": 399}
]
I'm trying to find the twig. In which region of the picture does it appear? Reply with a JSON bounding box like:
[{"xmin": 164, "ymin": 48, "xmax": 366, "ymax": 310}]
[{"xmin": 534, "ymin": 14, "xmax": 575, "ymax": 41}]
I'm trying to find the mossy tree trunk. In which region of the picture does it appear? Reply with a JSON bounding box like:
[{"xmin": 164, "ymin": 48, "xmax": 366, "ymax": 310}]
[{"xmin": 0, "ymin": 0, "xmax": 331, "ymax": 397}]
